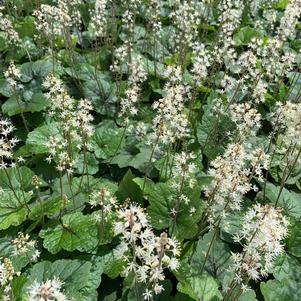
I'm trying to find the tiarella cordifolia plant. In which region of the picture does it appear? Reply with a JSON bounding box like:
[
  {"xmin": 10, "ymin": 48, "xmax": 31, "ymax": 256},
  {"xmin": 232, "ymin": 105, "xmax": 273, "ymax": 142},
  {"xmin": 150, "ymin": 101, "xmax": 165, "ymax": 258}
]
[
  {"xmin": 11, "ymin": 232, "xmax": 40, "ymax": 262},
  {"xmin": 0, "ymin": 0, "xmax": 300, "ymax": 300},
  {"xmin": 170, "ymin": 0, "xmax": 201, "ymax": 54},
  {"xmin": 33, "ymin": 0, "xmax": 81, "ymax": 39},
  {"xmin": 0, "ymin": 118, "xmax": 19, "ymax": 169},
  {"xmin": 0, "ymin": 6, "xmax": 20, "ymax": 45},
  {"xmin": 0, "ymin": 258, "xmax": 20, "ymax": 301},
  {"xmin": 229, "ymin": 103, "xmax": 262, "ymax": 138},
  {"xmin": 119, "ymin": 56, "xmax": 147, "ymax": 118},
  {"xmin": 274, "ymin": 101, "xmax": 301, "ymax": 148},
  {"xmin": 145, "ymin": 0, "xmax": 162, "ymax": 37},
  {"xmin": 204, "ymin": 143, "xmax": 269, "ymax": 225},
  {"xmin": 215, "ymin": 0, "xmax": 244, "ymax": 63},
  {"xmin": 227, "ymin": 204, "xmax": 289, "ymax": 299},
  {"xmin": 150, "ymin": 66, "xmax": 191, "ymax": 147},
  {"xmin": 27, "ymin": 278, "xmax": 68, "ymax": 301},
  {"xmin": 89, "ymin": 0, "xmax": 110, "ymax": 38},
  {"xmin": 277, "ymin": 0, "xmax": 301, "ymax": 41},
  {"xmin": 43, "ymin": 74, "xmax": 94, "ymax": 175},
  {"xmin": 4, "ymin": 62, "xmax": 23, "ymax": 91},
  {"xmin": 114, "ymin": 203, "xmax": 180, "ymax": 300}
]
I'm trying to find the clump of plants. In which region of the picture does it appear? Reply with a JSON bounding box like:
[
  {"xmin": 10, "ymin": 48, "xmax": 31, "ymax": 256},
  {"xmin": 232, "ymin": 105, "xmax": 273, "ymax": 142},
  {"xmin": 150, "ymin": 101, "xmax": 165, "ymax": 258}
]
[{"xmin": 0, "ymin": 0, "xmax": 300, "ymax": 300}]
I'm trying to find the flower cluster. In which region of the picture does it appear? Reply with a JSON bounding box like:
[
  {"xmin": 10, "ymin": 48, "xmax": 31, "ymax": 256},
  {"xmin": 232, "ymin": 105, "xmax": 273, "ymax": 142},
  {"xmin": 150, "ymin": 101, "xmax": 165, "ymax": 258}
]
[
  {"xmin": 0, "ymin": 6, "xmax": 20, "ymax": 45},
  {"xmin": 43, "ymin": 74, "xmax": 75, "ymax": 119},
  {"xmin": 230, "ymin": 204, "xmax": 289, "ymax": 285},
  {"xmin": 275, "ymin": 101, "xmax": 301, "ymax": 148},
  {"xmin": 170, "ymin": 1, "xmax": 201, "ymax": 51},
  {"xmin": 46, "ymin": 136, "xmax": 76, "ymax": 175},
  {"xmin": 218, "ymin": 0, "xmax": 243, "ymax": 37},
  {"xmin": 251, "ymin": 37, "xmax": 295, "ymax": 82},
  {"xmin": 33, "ymin": 0, "xmax": 81, "ymax": 39},
  {"xmin": 11, "ymin": 232, "xmax": 40, "ymax": 262},
  {"xmin": 89, "ymin": 188, "xmax": 117, "ymax": 223},
  {"xmin": 270, "ymin": 101, "xmax": 301, "ymax": 176},
  {"xmin": 167, "ymin": 151, "xmax": 198, "ymax": 218},
  {"xmin": 277, "ymin": 0, "xmax": 301, "ymax": 41},
  {"xmin": 89, "ymin": 0, "xmax": 109, "ymax": 38},
  {"xmin": 0, "ymin": 258, "xmax": 21, "ymax": 301},
  {"xmin": 204, "ymin": 143, "xmax": 269, "ymax": 224},
  {"xmin": 215, "ymin": 0, "xmax": 244, "ymax": 62},
  {"xmin": 27, "ymin": 278, "xmax": 69, "ymax": 301},
  {"xmin": 229, "ymin": 103, "xmax": 262, "ymax": 138},
  {"xmin": 0, "ymin": 118, "xmax": 19, "ymax": 169},
  {"xmin": 150, "ymin": 66, "xmax": 191, "ymax": 146},
  {"xmin": 119, "ymin": 0, "xmax": 142, "ymax": 60},
  {"xmin": 114, "ymin": 203, "xmax": 180, "ymax": 300},
  {"xmin": 172, "ymin": 151, "xmax": 197, "ymax": 187},
  {"xmin": 191, "ymin": 43, "xmax": 212, "ymax": 83},
  {"xmin": 76, "ymin": 99, "xmax": 95, "ymax": 147},
  {"xmin": 146, "ymin": 0, "xmax": 162, "ymax": 36},
  {"xmin": 4, "ymin": 61, "xmax": 23, "ymax": 91},
  {"xmin": 43, "ymin": 74, "xmax": 94, "ymax": 174},
  {"xmin": 119, "ymin": 56, "xmax": 147, "ymax": 118}
]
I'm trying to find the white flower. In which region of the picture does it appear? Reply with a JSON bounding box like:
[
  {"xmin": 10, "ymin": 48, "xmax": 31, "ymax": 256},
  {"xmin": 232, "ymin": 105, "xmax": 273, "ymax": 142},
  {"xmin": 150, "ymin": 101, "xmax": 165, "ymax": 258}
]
[
  {"xmin": 277, "ymin": 0, "xmax": 301, "ymax": 41},
  {"xmin": 230, "ymin": 204, "xmax": 288, "ymax": 284},
  {"xmin": 0, "ymin": 118, "xmax": 19, "ymax": 169},
  {"xmin": 143, "ymin": 289, "xmax": 153, "ymax": 300},
  {"xmin": 204, "ymin": 143, "xmax": 270, "ymax": 223},
  {"xmin": 0, "ymin": 258, "xmax": 19, "ymax": 300},
  {"xmin": 114, "ymin": 203, "xmax": 180, "ymax": 295},
  {"xmin": 27, "ymin": 278, "xmax": 68, "ymax": 301}
]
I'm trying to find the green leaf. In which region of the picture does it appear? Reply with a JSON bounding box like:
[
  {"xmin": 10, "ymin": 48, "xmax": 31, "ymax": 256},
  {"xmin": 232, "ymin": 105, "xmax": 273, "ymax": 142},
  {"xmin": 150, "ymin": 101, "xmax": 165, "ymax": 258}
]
[
  {"xmin": 233, "ymin": 27, "xmax": 263, "ymax": 46},
  {"xmin": 257, "ymin": 182, "xmax": 301, "ymax": 218},
  {"xmin": 197, "ymin": 99, "xmax": 234, "ymax": 160},
  {"xmin": 286, "ymin": 220, "xmax": 301, "ymax": 258},
  {"xmin": 100, "ymin": 252, "xmax": 125, "ymax": 279},
  {"xmin": 116, "ymin": 169, "xmax": 142, "ymax": 202},
  {"xmin": 134, "ymin": 178, "xmax": 203, "ymax": 240},
  {"xmin": 277, "ymin": 0, "xmax": 289, "ymax": 9},
  {"xmin": 175, "ymin": 261, "xmax": 222, "ymax": 301},
  {"xmin": 120, "ymin": 25, "xmax": 146, "ymax": 42},
  {"xmin": 75, "ymin": 66, "xmax": 117, "ymax": 116},
  {"xmin": 20, "ymin": 59, "xmax": 53, "ymax": 83},
  {"xmin": 39, "ymin": 212, "xmax": 98, "ymax": 254},
  {"xmin": 261, "ymin": 279, "xmax": 301, "ymax": 301},
  {"xmin": 175, "ymin": 293, "xmax": 195, "ymax": 301},
  {"xmin": 28, "ymin": 196, "xmax": 65, "ymax": 220},
  {"xmin": 0, "ymin": 230, "xmax": 31, "ymax": 271},
  {"xmin": 2, "ymin": 92, "xmax": 50, "ymax": 116},
  {"xmin": 91, "ymin": 121, "xmax": 125, "ymax": 160},
  {"xmin": 12, "ymin": 275, "xmax": 28, "ymax": 301},
  {"xmin": 139, "ymin": 54, "xmax": 166, "ymax": 77},
  {"xmin": 65, "ymin": 63, "xmax": 107, "ymax": 82},
  {"xmin": 191, "ymin": 232, "xmax": 232, "ymax": 281},
  {"xmin": 220, "ymin": 211, "xmax": 244, "ymax": 243},
  {"xmin": 0, "ymin": 190, "xmax": 31, "ymax": 230},
  {"xmin": 0, "ymin": 78, "xmax": 14, "ymax": 97},
  {"xmin": 271, "ymin": 253, "xmax": 301, "ymax": 281},
  {"xmin": 237, "ymin": 290, "xmax": 258, "ymax": 301},
  {"xmin": 15, "ymin": 16, "xmax": 37, "ymax": 38},
  {"xmin": 26, "ymin": 122, "xmax": 60, "ymax": 154},
  {"xmin": 75, "ymin": 152, "xmax": 99, "ymax": 175},
  {"xmin": 0, "ymin": 166, "xmax": 35, "ymax": 191},
  {"xmin": 110, "ymin": 146, "xmax": 159, "ymax": 175},
  {"xmin": 52, "ymin": 175, "xmax": 116, "ymax": 211},
  {"xmin": 24, "ymin": 259, "xmax": 102, "ymax": 301},
  {"xmin": 0, "ymin": 32, "xmax": 7, "ymax": 52}
]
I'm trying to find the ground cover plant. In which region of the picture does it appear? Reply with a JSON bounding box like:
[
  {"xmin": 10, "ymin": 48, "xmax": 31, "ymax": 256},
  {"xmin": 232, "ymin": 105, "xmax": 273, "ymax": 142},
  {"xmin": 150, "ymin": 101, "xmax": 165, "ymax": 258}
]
[{"xmin": 0, "ymin": 0, "xmax": 300, "ymax": 300}]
